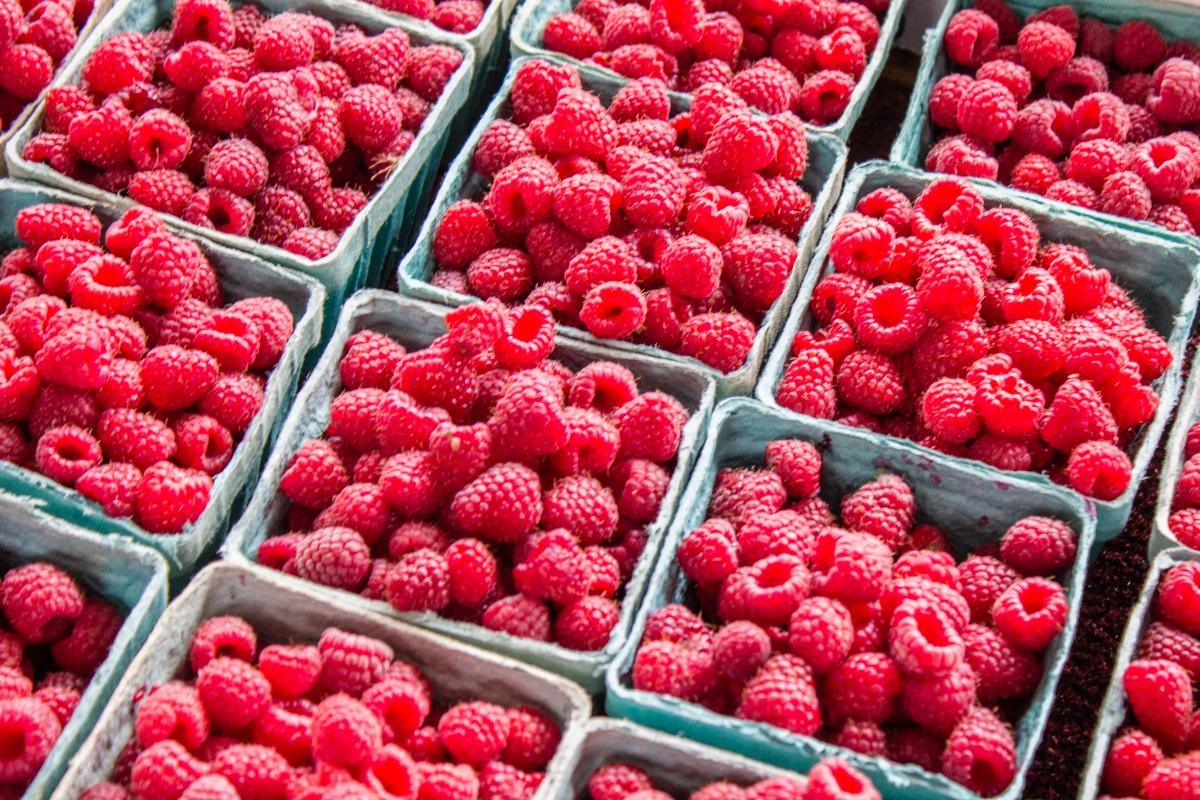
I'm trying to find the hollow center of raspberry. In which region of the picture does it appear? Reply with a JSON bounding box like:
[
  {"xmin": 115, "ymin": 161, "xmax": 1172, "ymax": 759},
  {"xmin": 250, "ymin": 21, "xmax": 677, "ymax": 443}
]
[
  {"xmin": 869, "ymin": 292, "xmax": 908, "ymax": 328},
  {"xmin": 209, "ymin": 205, "xmax": 233, "ymax": 228},
  {"xmin": 93, "ymin": 262, "xmax": 129, "ymax": 288},
  {"xmin": 372, "ymin": 753, "xmax": 416, "ymax": 793},
  {"xmin": 756, "ymin": 560, "xmax": 798, "ymax": 588},
  {"xmin": 1147, "ymin": 142, "xmax": 1178, "ymax": 169},
  {"xmin": 0, "ymin": 723, "xmax": 23, "ymax": 760},
  {"xmin": 1018, "ymin": 585, "xmax": 1054, "ymax": 614},
  {"xmin": 55, "ymin": 440, "xmax": 91, "ymax": 462},
  {"xmin": 510, "ymin": 312, "xmax": 542, "ymax": 343},
  {"xmin": 830, "ymin": 765, "xmax": 866, "ymax": 792},
  {"xmin": 915, "ymin": 612, "xmax": 953, "ymax": 647},
  {"xmin": 969, "ymin": 756, "xmax": 1001, "ymax": 791}
]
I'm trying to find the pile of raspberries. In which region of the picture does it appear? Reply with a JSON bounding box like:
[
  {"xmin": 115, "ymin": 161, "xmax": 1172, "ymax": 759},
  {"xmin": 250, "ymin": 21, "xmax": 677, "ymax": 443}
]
[
  {"xmin": 361, "ymin": 0, "xmax": 489, "ymax": 35},
  {"xmin": 773, "ymin": 177, "xmax": 1171, "ymax": 501},
  {"xmin": 1100, "ymin": 561, "xmax": 1200, "ymax": 800},
  {"xmin": 257, "ymin": 298, "xmax": 689, "ymax": 652},
  {"xmin": 430, "ymin": 58, "xmax": 814, "ymax": 375},
  {"xmin": 0, "ymin": 202, "xmax": 295, "ymax": 535},
  {"xmin": 0, "ymin": 561, "xmax": 122, "ymax": 792},
  {"xmin": 1166, "ymin": 420, "xmax": 1200, "ymax": 548},
  {"xmin": 925, "ymin": 1, "xmax": 1200, "ymax": 236},
  {"xmin": 585, "ymin": 756, "xmax": 879, "ymax": 800},
  {"xmin": 21, "ymin": 0, "xmax": 464, "ymax": 261},
  {"xmin": 536, "ymin": 0, "xmax": 891, "ymax": 126},
  {"xmin": 631, "ymin": 441, "xmax": 1078, "ymax": 797},
  {"xmin": 0, "ymin": 0, "xmax": 94, "ymax": 130},
  {"xmin": 80, "ymin": 616, "xmax": 563, "ymax": 800}
]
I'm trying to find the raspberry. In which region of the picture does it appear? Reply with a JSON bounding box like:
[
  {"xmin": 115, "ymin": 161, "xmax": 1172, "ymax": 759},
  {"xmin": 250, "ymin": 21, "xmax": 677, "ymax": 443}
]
[
  {"xmin": 853, "ymin": 283, "xmax": 926, "ymax": 354},
  {"xmin": 811, "ymin": 529, "xmax": 892, "ymax": 603},
  {"xmin": 991, "ymin": 576, "xmax": 1067, "ymax": 652},
  {"xmin": 1139, "ymin": 622, "xmax": 1200, "ymax": 680},
  {"xmin": 1104, "ymin": 728, "xmax": 1163, "ymax": 797},
  {"xmin": 1066, "ymin": 139, "xmax": 1132, "ymax": 190},
  {"xmin": 920, "ymin": 378, "xmax": 980, "ymax": 444},
  {"xmin": 825, "ymin": 652, "xmax": 902, "ymax": 723},
  {"xmin": 956, "ymin": 79, "xmax": 1017, "ymax": 143},
  {"xmin": 679, "ymin": 313, "xmax": 755, "ymax": 374},
  {"xmin": 446, "ymin": 463, "xmax": 542, "ymax": 542},
  {"xmin": 1149, "ymin": 58, "xmax": 1200, "ymax": 125},
  {"xmin": 51, "ymin": 596, "xmax": 122, "ymax": 674},
  {"xmin": 1066, "ymin": 440, "xmax": 1132, "ymax": 500},
  {"xmin": 1073, "ymin": 91, "xmax": 1132, "ymax": 144},
  {"xmin": 131, "ymin": 740, "xmax": 207, "ymax": 800},
  {"xmin": 1010, "ymin": 153, "xmax": 1060, "ymax": 194},
  {"xmin": 999, "ymin": 516, "xmax": 1077, "ymax": 576},
  {"xmin": 588, "ymin": 765, "xmax": 653, "ymax": 800},
  {"xmin": 945, "ymin": 9, "xmax": 999, "ymax": 68},
  {"xmin": 16, "ymin": 204, "xmax": 101, "ymax": 251},
  {"xmin": 1041, "ymin": 377, "xmax": 1117, "ymax": 452},
  {"xmin": 482, "ymin": 595, "xmax": 551, "ymax": 641},
  {"xmin": 510, "ymin": 60, "xmax": 580, "ymax": 126},
  {"xmin": 35, "ymin": 425, "xmax": 102, "ymax": 486},
  {"xmin": 835, "ymin": 350, "xmax": 905, "ymax": 416},
  {"xmin": 311, "ymin": 694, "xmax": 382, "ymax": 768},
  {"xmin": 556, "ymin": 596, "xmax": 619, "ymax": 650},
  {"xmin": 915, "ymin": 247, "xmax": 982, "ymax": 324},
  {"xmin": 1158, "ymin": 562, "xmax": 1200, "ymax": 636},
  {"xmin": 292, "ymin": 526, "xmax": 370, "ymax": 590},
  {"xmin": 1114, "ymin": 20, "xmax": 1167, "ymax": 72},
  {"xmin": 701, "ymin": 110, "xmax": 777, "ymax": 182},
  {"xmin": 195, "ymin": 655, "xmax": 270, "ymax": 731},
  {"xmin": 318, "ymin": 627, "xmax": 392, "ymax": 695},
  {"xmin": 787, "ymin": 596, "xmax": 853, "ymax": 674},
  {"xmin": 543, "ymin": 12, "xmax": 600, "ymax": 59},
  {"xmin": 500, "ymin": 706, "xmax": 559, "ymax": 772},
  {"xmin": 735, "ymin": 655, "xmax": 821, "ymax": 735},
  {"xmin": 1017, "ymin": 20, "xmax": 1075, "ymax": 79},
  {"xmin": 979, "ymin": 59, "xmax": 1033, "ymax": 105},
  {"xmin": 1133, "ymin": 137, "xmax": 1198, "ymax": 202},
  {"xmin": 901, "ymin": 660, "xmax": 975, "ymax": 737},
  {"xmin": 1145, "ymin": 753, "xmax": 1200, "ymax": 800},
  {"xmin": 719, "ymin": 555, "xmax": 811, "ymax": 627},
  {"xmin": 941, "ymin": 707, "xmax": 1016, "ymax": 796},
  {"xmin": 189, "ymin": 616, "xmax": 256, "ymax": 674},
  {"xmin": 0, "ymin": 563, "xmax": 83, "ymax": 646},
  {"xmin": 388, "ymin": 548, "xmax": 451, "ymax": 612},
  {"xmin": 1125, "ymin": 658, "xmax": 1192, "ymax": 750}
]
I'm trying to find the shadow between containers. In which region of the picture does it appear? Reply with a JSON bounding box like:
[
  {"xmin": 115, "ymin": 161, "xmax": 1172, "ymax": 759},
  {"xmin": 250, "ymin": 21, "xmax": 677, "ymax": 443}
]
[
  {"xmin": 0, "ymin": 178, "xmax": 325, "ymax": 577},
  {"xmin": 606, "ymin": 397, "xmax": 1096, "ymax": 800},
  {"xmin": 4, "ymin": 0, "xmax": 474, "ymax": 325},
  {"xmin": 754, "ymin": 160, "xmax": 1200, "ymax": 540},
  {"xmin": 222, "ymin": 289, "xmax": 717, "ymax": 694},
  {"xmin": 890, "ymin": 0, "xmax": 1200, "ymax": 247},
  {"xmin": 391, "ymin": 55, "xmax": 849, "ymax": 399},
  {"xmin": 507, "ymin": 0, "xmax": 912, "ymax": 142},
  {"xmin": 49, "ymin": 560, "xmax": 592, "ymax": 799}
]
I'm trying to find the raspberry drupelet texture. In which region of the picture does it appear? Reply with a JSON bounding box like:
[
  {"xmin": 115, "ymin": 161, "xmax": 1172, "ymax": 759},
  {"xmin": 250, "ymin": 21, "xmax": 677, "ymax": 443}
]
[
  {"xmin": 85, "ymin": 615, "xmax": 566, "ymax": 799},
  {"xmin": 583, "ymin": 757, "xmax": 879, "ymax": 800},
  {"xmin": 777, "ymin": 177, "xmax": 1168, "ymax": 501},
  {"xmin": 0, "ymin": 204, "xmax": 294, "ymax": 534},
  {"xmin": 928, "ymin": 2, "xmax": 1200, "ymax": 237},
  {"xmin": 632, "ymin": 446, "xmax": 1077, "ymax": 797},
  {"xmin": 429, "ymin": 59, "xmax": 817, "ymax": 373},
  {"xmin": 259, "ymin": 300, "xmax": 692, "ymax": 653},
  {"xmin": 27, "ymin": 0, "xmax": 466, "ymax": 260},
  {"xmin": 0, "ymin": 560, "xmax": 123, "ymax": 794}
]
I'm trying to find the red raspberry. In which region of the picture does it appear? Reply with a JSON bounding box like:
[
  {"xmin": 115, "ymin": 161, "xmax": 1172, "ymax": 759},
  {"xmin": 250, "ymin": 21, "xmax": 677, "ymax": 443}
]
[
  {"xmin": 311, "ymin": 694, "xmax": 382, "ymax": 769},
  {"xmin": 991, "ymin": 576, "xmax": 1068, "ymax": 653},
  {"xmin": 188, "ymin": 615, "xmax": 255, "ymax": 673},
  {"xmin": 501, "ymin": 706, "xmax": 559, "ymax": 772},
  {"xmin": 1149, "ymin": 58, "xmax": 1200, "ymax": 125},
  {"xmin": 677, "ymin": 313, "xmax": 753, "ymax": 374},
  {"xmin": 33, "ymin": 424, "xmax": 101, "ymax": 486},
  {"xmin": 1, "ymin": 562, "xmax": 84, "ymax": 644},
  {"xmin": 1139, "ymin": 621, "xmax": 1200, "ymax": 679},
  {"xmin": 719, "ymin": 555, "xmax": 811, "ymax": 627},
  {"xmin": 509, "ymin": 59, "xmax": 581, "ymax": 126},
  {"xmin": 1113, "ymin": 19, "xmax": 1167, "ymax": 72},
  {"xmin": 945, "ymin": 9, "xmax": 999, "ymax": 68},
  {"xmin": 1145, "ymin": 752, "xmax": 1200, "ymax": 800},
  {"xmin": 1017, "ymin": 20, "xmax": 1076, "ymax": 79},
  {"xmin": 787, "ymin": 596, "xmax": 853, "ymax": 674},
  {"xmin": 735, "ymin": 654, "xmax": 821, "ymax": 735},
  {"xmin": 1104, "ymin": 728, "xmax": 1163, "ymax": 797},
  {"xmin": 1158, "ymin": 562, "xmax": 1200, "ymax": 636},
  {"xmin": 956, "ymin": 79, "xmax": 1017, "ymax": 143},
  {"xmin": 589, "ymin": 764, "xmax": 652, "ymax": 800},
  {"xmin": 130, "ymin": 740, "xmax": 207, "ymax": 800},
  {"xmin": 1133, "ymin": 137, "xmax": 1198, "ymax": 203},
  {"xmin": 1041, "ymin": 376, "xmax": 1117, "ymax": 453},
  {"xmin": 481, "ymin": 595, "xmax": 551, "ymax": 641},
  {"xmin": 1066, "ymin": 440, "xmax": 1132, "ymax": 500},
  {"xmin": 292, "ymin": 526, "xmax": 370, "ymax": 591},
  {"xmin": 824, "ymin": 652, "xmax": 902, "ymax": 723},
  {"xmin": 958, "ymin": 555, "xmax": 1018, "ymax": 624},
  {"xmin": 446, "ymin": 463, "xmax": 542, "ymax": 542},
  {"xmin": 840, "ymin": 473, "xmax": 915, "ymax": 549},
  {"xmin": 941, "ymin": 707, "xmax": 1016, "ymax": 796},
  {"xmin": 317, "ymin": 627, "xmax": 392, "ymax": 695},
  {"xmin": 1125, "ymin": 658, "xmax": 1192, "ymax": 750},
  {"xmin": 195, "ymin": 655, "xmax": 271, "ymax": 731},
  {"xmin": 811, "ymin": 529, "xmax": 892, "ymax": 603},
  {"xmin": 555, "ymin": 596, "xmax": 619, "ymax": 650},
  {"xmin": 387, "ymin": 548, "xmax": 451, "ymax": 612},
  {"xmin": 999, "ymin": 516, "xmax": 1077, "ymax": 577},
  {"xmin": 135, "ymin": 680, "xmax": 209, "ymax": 751},
  {"xmin": 835, "ymin": 350, "xmax": 905, "ymax": 416}
]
